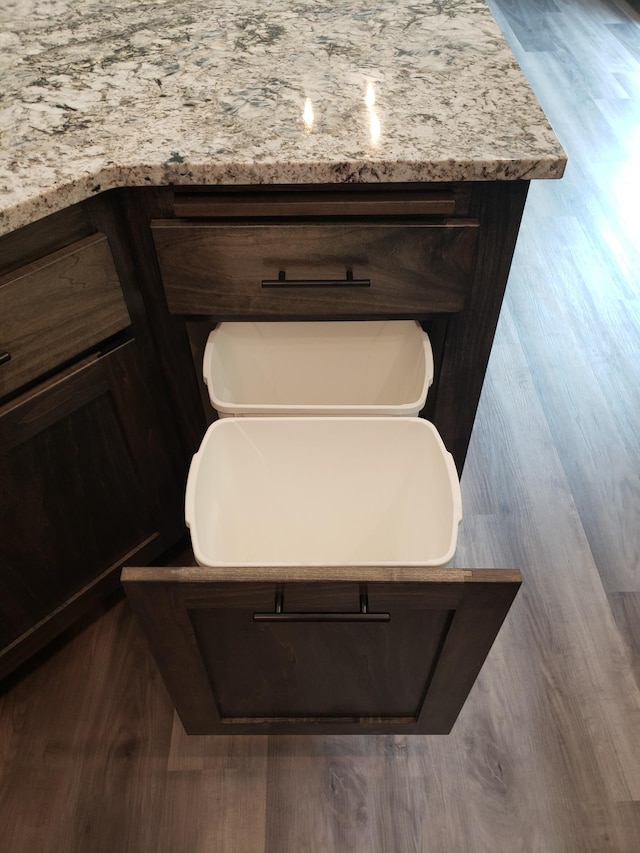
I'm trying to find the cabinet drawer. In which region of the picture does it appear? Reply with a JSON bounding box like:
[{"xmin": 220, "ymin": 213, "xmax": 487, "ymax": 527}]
[
  {"xmin": 122, "ymin": 569, "xmax": 521, "ymax": 735},
  {"xmin": 0, "ymin": 233, "xmax": 130, "ymax": 398},
  {"xmin": 151, "ymin": 221, "xmax": 479, "ymax": 318}
]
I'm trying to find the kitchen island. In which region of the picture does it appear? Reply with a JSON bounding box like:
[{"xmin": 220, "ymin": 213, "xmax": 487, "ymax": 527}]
[{"xmin": 1, "ymin": 0, "xmax": 564, "ymax": 729}]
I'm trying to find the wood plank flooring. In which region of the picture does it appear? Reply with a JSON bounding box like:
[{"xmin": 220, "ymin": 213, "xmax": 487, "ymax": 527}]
[{"xmin": 1, "ymin": 0, "xmax": 639, "ymax": 849}]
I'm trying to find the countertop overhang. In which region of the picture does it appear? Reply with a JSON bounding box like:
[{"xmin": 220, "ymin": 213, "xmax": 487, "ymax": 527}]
[{"xmin": 0, "ymin": 0, "xmax": 566, "ymax": 236}]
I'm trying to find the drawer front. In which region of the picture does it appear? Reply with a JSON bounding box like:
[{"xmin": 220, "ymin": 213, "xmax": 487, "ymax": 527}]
[
  {"xmin": 151, "ymin": 222, "xmax": 479, "ymax": 318},
  {"xmin": 0, "ymin": 233, "xmax": 130, "ymax": 398},
  {"xmin": 121, "ymin": 570, "xmax": 521, "ymax": 735}
]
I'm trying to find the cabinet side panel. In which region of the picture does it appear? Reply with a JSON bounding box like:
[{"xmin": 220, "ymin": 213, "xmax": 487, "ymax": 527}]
[{"xmin": 433, "ymin": 181, "xmax": 529, "ymax": 471}]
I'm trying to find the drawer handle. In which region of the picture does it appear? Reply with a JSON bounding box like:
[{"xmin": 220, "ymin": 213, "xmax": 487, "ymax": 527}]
[
  {"xmin": 253, "ymin": 592, "xmax": 390, "ymax": 623},
  {"xmin": 261, "ymin": 270, "xmax": 371, "ymax": 288},
  {"xmin": 0, "ymin": 351, "xmax": 11, "ymax": 366}
]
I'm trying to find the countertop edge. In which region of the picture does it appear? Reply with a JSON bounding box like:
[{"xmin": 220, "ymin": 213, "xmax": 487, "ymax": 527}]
[{"xmin": 0, "ymin": 153, "xmax": 567, "ymax": 239}]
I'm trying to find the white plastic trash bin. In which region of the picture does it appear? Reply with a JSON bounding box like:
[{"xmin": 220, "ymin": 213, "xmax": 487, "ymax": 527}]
[
  {"xmin": 202, "ymin": 321, "xmax": 434, "ymax": 417},
  {"xmin": 185, "ymin": 417, "xmax": 462, "ymax": 568}
]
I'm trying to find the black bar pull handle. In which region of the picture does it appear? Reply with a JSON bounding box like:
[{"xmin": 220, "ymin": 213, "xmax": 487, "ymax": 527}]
[
  {"xmin": 0, "ymin": 352, "xmax": 11, "ymax": 366},
  {"xmin": 261, "ymin": 270, "xmax": 371, "ymax": 288},
  {"xmin": 253, "ymin": 591, "xmax": 389, "ymax": 623}
]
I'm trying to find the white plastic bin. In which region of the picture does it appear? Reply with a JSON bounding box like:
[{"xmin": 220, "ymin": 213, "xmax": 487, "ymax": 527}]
[
  {"xmin": 203, "ymin": 321, "xmax": 433, "ymax": 417},
  {"xmin": 185, "ymin": 417, "xmax": 462, "ymax": 568}
]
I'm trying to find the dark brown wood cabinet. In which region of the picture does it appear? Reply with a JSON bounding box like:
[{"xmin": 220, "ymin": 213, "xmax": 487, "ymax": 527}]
[
  {"xmin": 2, "ymin": 182, "xmax": 526, "ymax": 730},
  {"xmin": 120, "ymin": 181, "xmax": 526, "ymax": 736},
  {"xmin": 0, "ymin": 202, "xmax": 190, "ymax": 679},
  {"xmin": 151, "ymin": 220, "xmax": 479, "ymax": 317},
  {"xmin": 122, "ymin": 567, "xmax": 521, "ymax": 735},
  {"xmin": 0, "ymin": 232, "xmax": 131, "ymax": 398}
]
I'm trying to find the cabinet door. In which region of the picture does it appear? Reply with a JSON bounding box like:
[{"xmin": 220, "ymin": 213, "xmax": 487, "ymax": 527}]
[
  {"xmin": 122, "ymin": 568, "xmax": 520, "ymax": 735},
  {"xmin": 0, "ymin": 340, "xmax": 184, "ymax": 676}
]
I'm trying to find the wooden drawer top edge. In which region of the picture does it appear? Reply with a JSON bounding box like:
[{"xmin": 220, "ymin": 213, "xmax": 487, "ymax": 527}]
[{"xmin": 0, "ymin": 232, "xmax": 111, "ymax": 288}]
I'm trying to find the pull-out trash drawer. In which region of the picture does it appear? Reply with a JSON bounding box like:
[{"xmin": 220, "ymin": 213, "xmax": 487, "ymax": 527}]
[{"xmin": 122, "ymin": 417, "xmax": 520, "ymax": 735}]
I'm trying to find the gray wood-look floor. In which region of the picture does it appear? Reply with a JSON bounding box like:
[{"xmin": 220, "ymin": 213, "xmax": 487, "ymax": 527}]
[{"xmin": 1, "ymin": 0, "xmax": 639, "ymax": 849}]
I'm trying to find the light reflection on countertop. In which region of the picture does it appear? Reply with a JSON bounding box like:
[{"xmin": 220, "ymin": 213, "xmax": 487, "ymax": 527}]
[
  {"xmin": 365, "ymin": 83, "xmax": 381, "ymax": 147},
  {"xmin": 303, "ymin": 98, "xmax": 315, "ymax": 131}
]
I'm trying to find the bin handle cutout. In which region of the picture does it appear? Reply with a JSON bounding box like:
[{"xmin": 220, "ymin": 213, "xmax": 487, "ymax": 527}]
[
  {"xmin": 253, "ymin": 591, "xmax": 390, "ymax": 623},
  {"xmin": 261, "ymin": 270, "xmax": 371, "ymax": 288}
]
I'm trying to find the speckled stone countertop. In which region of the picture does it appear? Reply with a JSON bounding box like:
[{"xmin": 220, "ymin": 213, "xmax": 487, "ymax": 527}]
[{"xmin": 0, "ymin": 0, "xmax": 566, "ymax": 236}]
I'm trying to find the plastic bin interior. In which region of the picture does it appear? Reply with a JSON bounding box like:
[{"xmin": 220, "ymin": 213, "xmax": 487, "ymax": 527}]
[
  {"xmin": 203, "ymin": 320, "xmax": 434, "ymax": 416},
  {"xmin": 185, "ymin": 417, "xmax": 462, "ymax": 568}
]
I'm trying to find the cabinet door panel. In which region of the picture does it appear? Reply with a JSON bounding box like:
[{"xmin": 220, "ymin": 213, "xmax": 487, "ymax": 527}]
[
  {"xmin": 190, "ymin": 604, "xmax": 452, "ymax": 719},
  {"xmin": 0, "ymin": 342, "xmax": 176, "ymax": 654},
  {"xmin": 0, "ymin": 396, "xmax": 151, "ymax": 645},
  {"xmin": 122, "ymin": 569, "xmax": 520, "ymax": 735}
]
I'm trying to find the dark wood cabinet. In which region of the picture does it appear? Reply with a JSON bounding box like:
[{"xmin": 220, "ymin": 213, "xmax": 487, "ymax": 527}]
[
  {"xmin": 2, "ymin": 182, "xmax": 526, "ymax": 729},
  {"xmin": 121, "ymin": 567, "xmax": 521, "ymax": 735},
  {"xmin": 0, "ymin": 203, "xmax": 190, "ymax": 679},
  {"xmin": 151, "ymin": 221, "xmax": 479, "ymax": 317},
  {"xmin": 0, "ymin": 232, "xmax": 130, "ymax": 398},
  {"xmin": 116, "ymin": 181, "xmax": 527, "ymax": 735}
]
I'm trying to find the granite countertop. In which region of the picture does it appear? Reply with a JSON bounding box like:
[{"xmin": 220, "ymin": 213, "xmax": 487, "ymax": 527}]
[{"xmin": 0, "ymin": 0, "xmax": 566, "ymax": 236}]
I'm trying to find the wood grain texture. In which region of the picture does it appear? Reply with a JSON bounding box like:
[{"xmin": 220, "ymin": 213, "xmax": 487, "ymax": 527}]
[
  {"xmin": 0, "ymin": 233, "xmax": 130, "ymax": 399},
  {"xmin": 152, "ymin": 220, "xmax": 479, "ymax": 317},
  {"xmin": 0, "ymin": 0, "xmax": 639, "ymax": 848},
  {"xmin": 172, "ymin": 186, "xmax": 467, "ymax": 219},
  {"xmin": 0, "ymin": 202, "xmax": 94, "ymax": 277}
]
